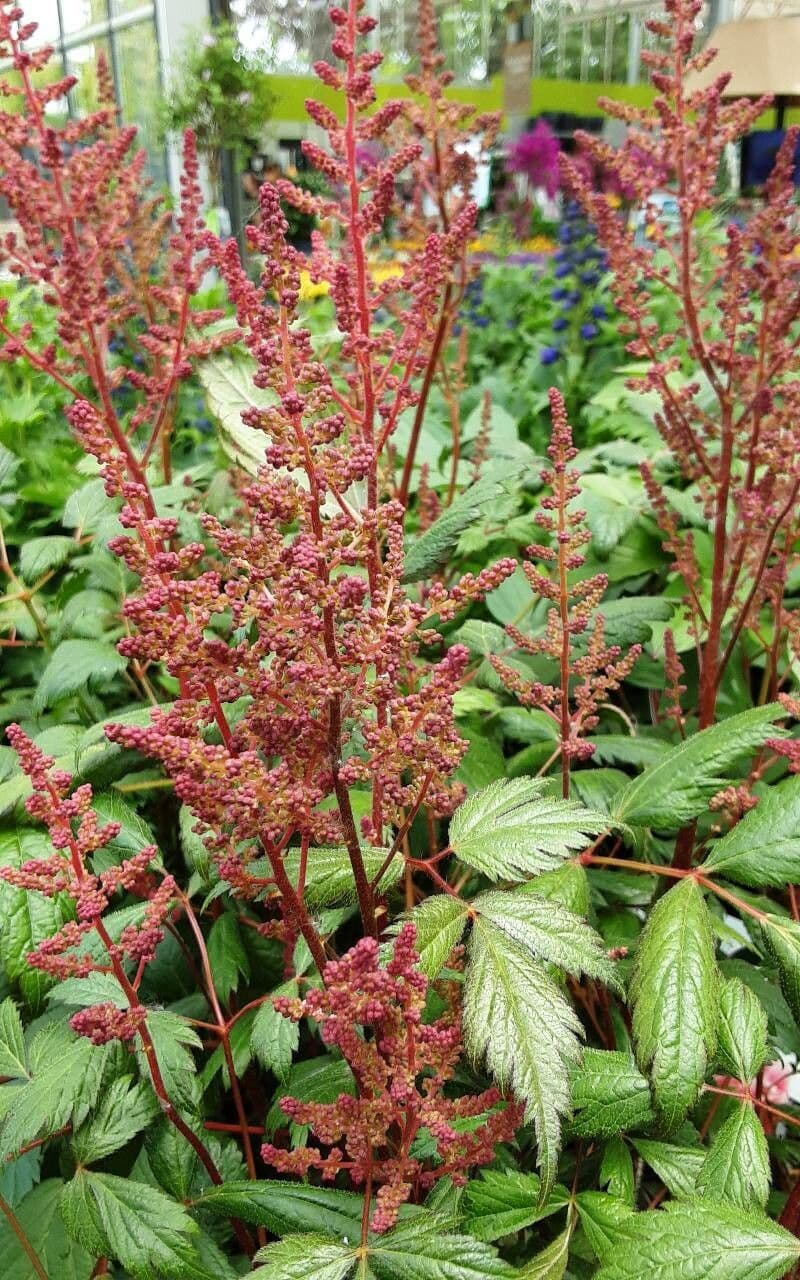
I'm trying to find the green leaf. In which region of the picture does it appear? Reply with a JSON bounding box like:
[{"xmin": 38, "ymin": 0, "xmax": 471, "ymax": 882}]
[
  {"xmin": 19, "ymin": 534, "xmax": 76, "ymax": 582},
  {"xmin": 716, "ymin": 978, "xmax": 768, "ymax": 1082},
  {"xmin": 197, "ymin": 1180, "xmax": 364, "ymax": 1236},
  {"xmin": 632, "ymin": 1139, "xmax": 705, "ymax": 1198},
  {"xmin": 522, "ymin": 861, "xmax": 590, "ymax": 916},
  {"xmin": 0, "ymin": 998, "xmax": 27, "ymax": 1079},
  {"xmin": 198, "ymin": 354, "xmax": 276, "ymax": 474},
  {"xmin": 253, "ymin": 1235, "xmax": 355, "ymax": 1280},
  {"xmin": 696, "ymin": 1104, "xmax": 770, "ymax": 1209},
  {"xmin": 135, "ymin": 1010, "xmax": 201, "ymax": 1115},
  {"xmin": 61, "ymin": 1169, "xmax": 200, "ymax": 1278},
  {"xmin": 71, "ymin": 1075, "xmax": 159, "ymax": 1164},
  {"xmin": 630, "ymin": 877, "xmax": 719, "ymax": 1129},
  {"xmin": 281, "ymin": 845, "xmax": 403, "ymax": 906},
  {"xmin": 570, "ymin": 1049, "xmax": 655, "ymax": 1138},
  {"xmin": 575, "ymin": 1192, "xmax": 636, "ymax": 1262},
  {"xmin": 594, "ymin": 1199, "xmax": 800, "ymax": 1280},
  {"xmin": 396, "ymin": 895, "xmax": 470, "ymax": 978},
  {"xmin": 251, "ymin": 982, "xmax": 300, "ymax": 1083},
  {"xmin": 462, "ymin": 1170, "xmax": 569, "ymax": 1242},
  {"xmin": 0, "ymin": 827, "xmax": 71, "ymax": 1006},
  {"xmin": 448, "ymin": 778, "xmax": 608, "ymax": 882},
  {"xmin": 703, "ymin": 775, "xmax": 800, "ymax": 887},
  {"xmin": 367, "ymin": 1214, "xmax": 517, "ymax": 1279},
  {"xmin": 63, "ymin": 478, "xmax": 116, "ymax": 536},
  {"xmin": 463, "ymin": 914, "xmax": 583, "ymax": 1195},
  {"xmin": 0, "ymin": 1179, "xmax": 93, "ymax": 1280},
  {"xmin": 516, "ymin": 1223, "xmax": 572, "ymax": 1279},
  {"xmin": 473, "ymin": 889, "xmax": 618, "ymax": 986},
  {"xmin": 207, "ymin": 913, "xmax": 250, "ymax": 1004},
  {"xmin": 600, "ymin": 1137, "xmax": 635, "ymax": 1205},
  {"xmin": 612, "ymin": 705, "xmax": 784, "ymax": 829},
  {"xmin": 47, "ymin": 972, "xmax": 128, "ymax": 1009},
  {"xmin": 33, "ymin": 639, "xmax": 127, "ymax": 710},
  {"xmin": 403, "ymin": 466, "xmax": 523, "ymax": 583},
  {"xmin": 756, "ymin": 914, "xmax": 800, "ymax": 1025},
  {"xmin": 0, "ymin": 1034, "xmax": 95, "ymax": 1160}
]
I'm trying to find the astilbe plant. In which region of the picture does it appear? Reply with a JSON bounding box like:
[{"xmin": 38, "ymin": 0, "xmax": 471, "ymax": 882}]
[
  {"xmin": 568, "ymin": 0, "xmax": 800, "ymax": 740},
  {"xmin": 491, "ymin": 389, "xmax": 641, "ymax": 796},
  {"xmin": 7, "ymin": 0, "xmax": 800, "ymax": 1277}
]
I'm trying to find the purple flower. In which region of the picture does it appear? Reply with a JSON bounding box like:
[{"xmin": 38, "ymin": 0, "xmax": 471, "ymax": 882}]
[
  {"xmin": 540, "ymin": 345, "xmax": 560, "ymax": 365},
  {"xmin": 591, "ymin": 304, "xmax": 607, "ymax": 319},
  {"xmin": 580, "ymin": 323, "xmax": 599, "ymax": 340},
  {"xmin": 506, "ymin": 121, "xmax": 561, "ymax": 198},
  {"xmin": 552, "ymin": 316, "xmax": 568, "ymax": 331}
]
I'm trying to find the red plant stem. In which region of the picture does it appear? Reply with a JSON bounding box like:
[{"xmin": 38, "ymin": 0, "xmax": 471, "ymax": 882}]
[
  {"xmin": 177, "ymin": 893, "xmax": 259, "ymax": 1184},
  {"xmin": 556, "ymin": 463, "xmax": 572, "ymax": 799},
  {"xmin": 397, "ymin": 286, "xmax": 452, "ymax": 508},
  {"xmin": 0, "ymin": 1194, "xmax": 47, "ymax": 1280}
]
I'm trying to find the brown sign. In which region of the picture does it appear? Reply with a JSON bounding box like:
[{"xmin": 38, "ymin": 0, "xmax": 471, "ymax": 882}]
[{"xmin": 504, "ymin": 40, "xmax": 532, "ymax": 120}]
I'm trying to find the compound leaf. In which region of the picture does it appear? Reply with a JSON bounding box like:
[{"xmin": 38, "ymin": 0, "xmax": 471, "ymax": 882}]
[{"xmin": 449, "ymin": 777, "xmax": 608, "ymax": 882}]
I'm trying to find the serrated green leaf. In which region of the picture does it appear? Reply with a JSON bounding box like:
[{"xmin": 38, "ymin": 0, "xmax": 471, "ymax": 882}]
[
  {"xmin": 570, "ymin": 1049, "xmax": 655, "ymax": 1138},
  {"xmin": 517, "ymin": 1222, "xmax": 573, "ymax": 1279},
  {"xmin": 0, "ymin": 998, "xmax": 27, "ymax": 1078},
  {"xmin": 632, "ymin": 1138, "xmax": 705, "ymax": 1198},
  {"xmin": 702, "ymin": 775, "xmax": 800, "ymax": 887},
  {"xmin": 63, "ymin": 478, "xmax": 116, "ymax": 536},
  {"xmin": 716, "ymin": 978, "xmax": 768, "ymax": 1082},
  {"xmin": 696, "ymin": 1103, "xmax": 769, "ymax": 1209},
  {"xmin": 473, "ymin": 888, "xmax": 617, "ymax": 986},
  {"xmin": 600, "ymin": 1136, "xmax": 635, "ymax": 1205},
  {"xmin": 464, "ymin": 915, "xmax": 583, "ymax": 1195},
  {"xmin": 197, "ymin": 1179, "xmax": 364, "ymax": 1236},
  {"xmin": 198, "ymin": 354, "xmax": 275, "ymax": 474},
  {"xmin": 574, "ymin": 1192, "xmax": 636, "ymax": 1262},
  {"xmin": 367, "ymin": 1213, "xmax": 517, "ymax": 1279},
  {"xmin": 135, "ymin": 1010, "xmax": 201, "ymax": 1115},
  {"xmin": 75, "ymin": 704, "xmax": 171, "ymax": 776},
  {"xmin": 251, "ymin": 982, "xmax": 300, "ymax": 1082},
  {"xmin": 630, "ymin": 878, "xmax": 719, "ymax": 1129},
  {"xmin": 206, "ymin": 913, "xmax": 250, "ymax": 1004},
  {"xmin": 396, "ymin": 895, "xmax": 470, "ymax": 978},
  {"xmin": 281, "ymin": 845, "xmax": 403, "ymax": 906},
  {"xmin": 0, "ymin": 1179, "xmax": 93, "ymax": 1279},
  {"xmin": 448, "ymin": 777, "xmax": 608, "ymax": 882},
  {"xmin": 46, "ymin": 972, "xmax": 128, "ymax": 1009},
  {"xmin": 594, "ymin": 1199, "xmax": 800, "ymax": 1279},
  {"xmin": 60, "ymin": 1169, "xmax": 199, "ymax": 1278},
  {"xmin": 756, "ymin": 914, "xmax": 800, "ymax": 1026},
  {"xmin": 612, "ymin": 705, "xmax": 784, "ymax": 829},
  {"xmin": 0, "ymin": 1035, "xmax": 95, "ymax": 1160},
  {"xmin": 71, "ymin": 1075, "xmax": 159, "ymax": 1164},
  {"xmin": 253, "ymin": 1235, "xmax": 355, "ymax": 1280},
  {"xmin": 33, "ymin": 639, "xmax": 127, "ymax": 710},
  {"xmin": 19, "ymin": 534, "xmax": 76, "ymax": 582},
  {"xmin": 521, "ymin": 861, "xmax": 590, "ymax": 915},
  {"xmin": 403, "ymin": 466, "xmax": 523, "ymax": 584},
  {"xmin": 462, "ymin": 1170, "xmax": 569, "ymax": 1242},
  {"xmin": 0, "ymin": 827, "xmax": 71, "ymax": 1007}
]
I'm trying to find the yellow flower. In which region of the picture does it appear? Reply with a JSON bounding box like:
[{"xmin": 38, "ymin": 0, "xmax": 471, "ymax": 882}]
[{"xmin": 298, "ymin": 271, "xmax": 330, "ymax": 301}]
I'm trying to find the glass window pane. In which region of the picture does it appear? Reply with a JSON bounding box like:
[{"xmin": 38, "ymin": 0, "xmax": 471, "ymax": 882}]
[
  {"xmin": 19, "ymin": 0, "xmax": 61, "ymax": 44},
  {"xmin": 114, "ymin": 20, "xmax": 168, "ymax": 187},
  {"xmin": 60, "ymin": 0, "xmax": 110, "ymax": 36},
  {"xmin": 65, "ymin": 37, "xmax": 111, "ymax": 118},
  {"xmin": 110, "ymin": 0, "xmax": 149, "ymax": 13}
]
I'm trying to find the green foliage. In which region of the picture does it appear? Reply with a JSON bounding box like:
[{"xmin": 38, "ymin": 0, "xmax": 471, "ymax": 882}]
[
  {"xmin": 448, "ymin": 777, "xmax": 609, "ymax": 881},
  {"xmin": 630, "ymin": 878, "xmax": 719, "ymax": 1129}
]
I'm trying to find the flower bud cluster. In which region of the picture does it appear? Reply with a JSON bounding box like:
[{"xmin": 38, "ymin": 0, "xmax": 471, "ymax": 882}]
[
  {"xmin": 491, "ymin": 390, "xmax": 641, "ymax": 777},
  {"xmin": 1, "ymin": 726, "xmax": 174, "ymax": 1041},
  {"xmin": 261, "ymin": 924, "xmax": 521, "ymax": 1232}
]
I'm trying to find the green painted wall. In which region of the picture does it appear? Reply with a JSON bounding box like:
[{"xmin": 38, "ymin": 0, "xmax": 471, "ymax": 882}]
[
  {"xmin": 268, "ymin": 72, "xmax": 657, "ymax": 127},
  {"xmin": 268, "ymin": 71, "xmax": 798, "ymax": 132}
]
